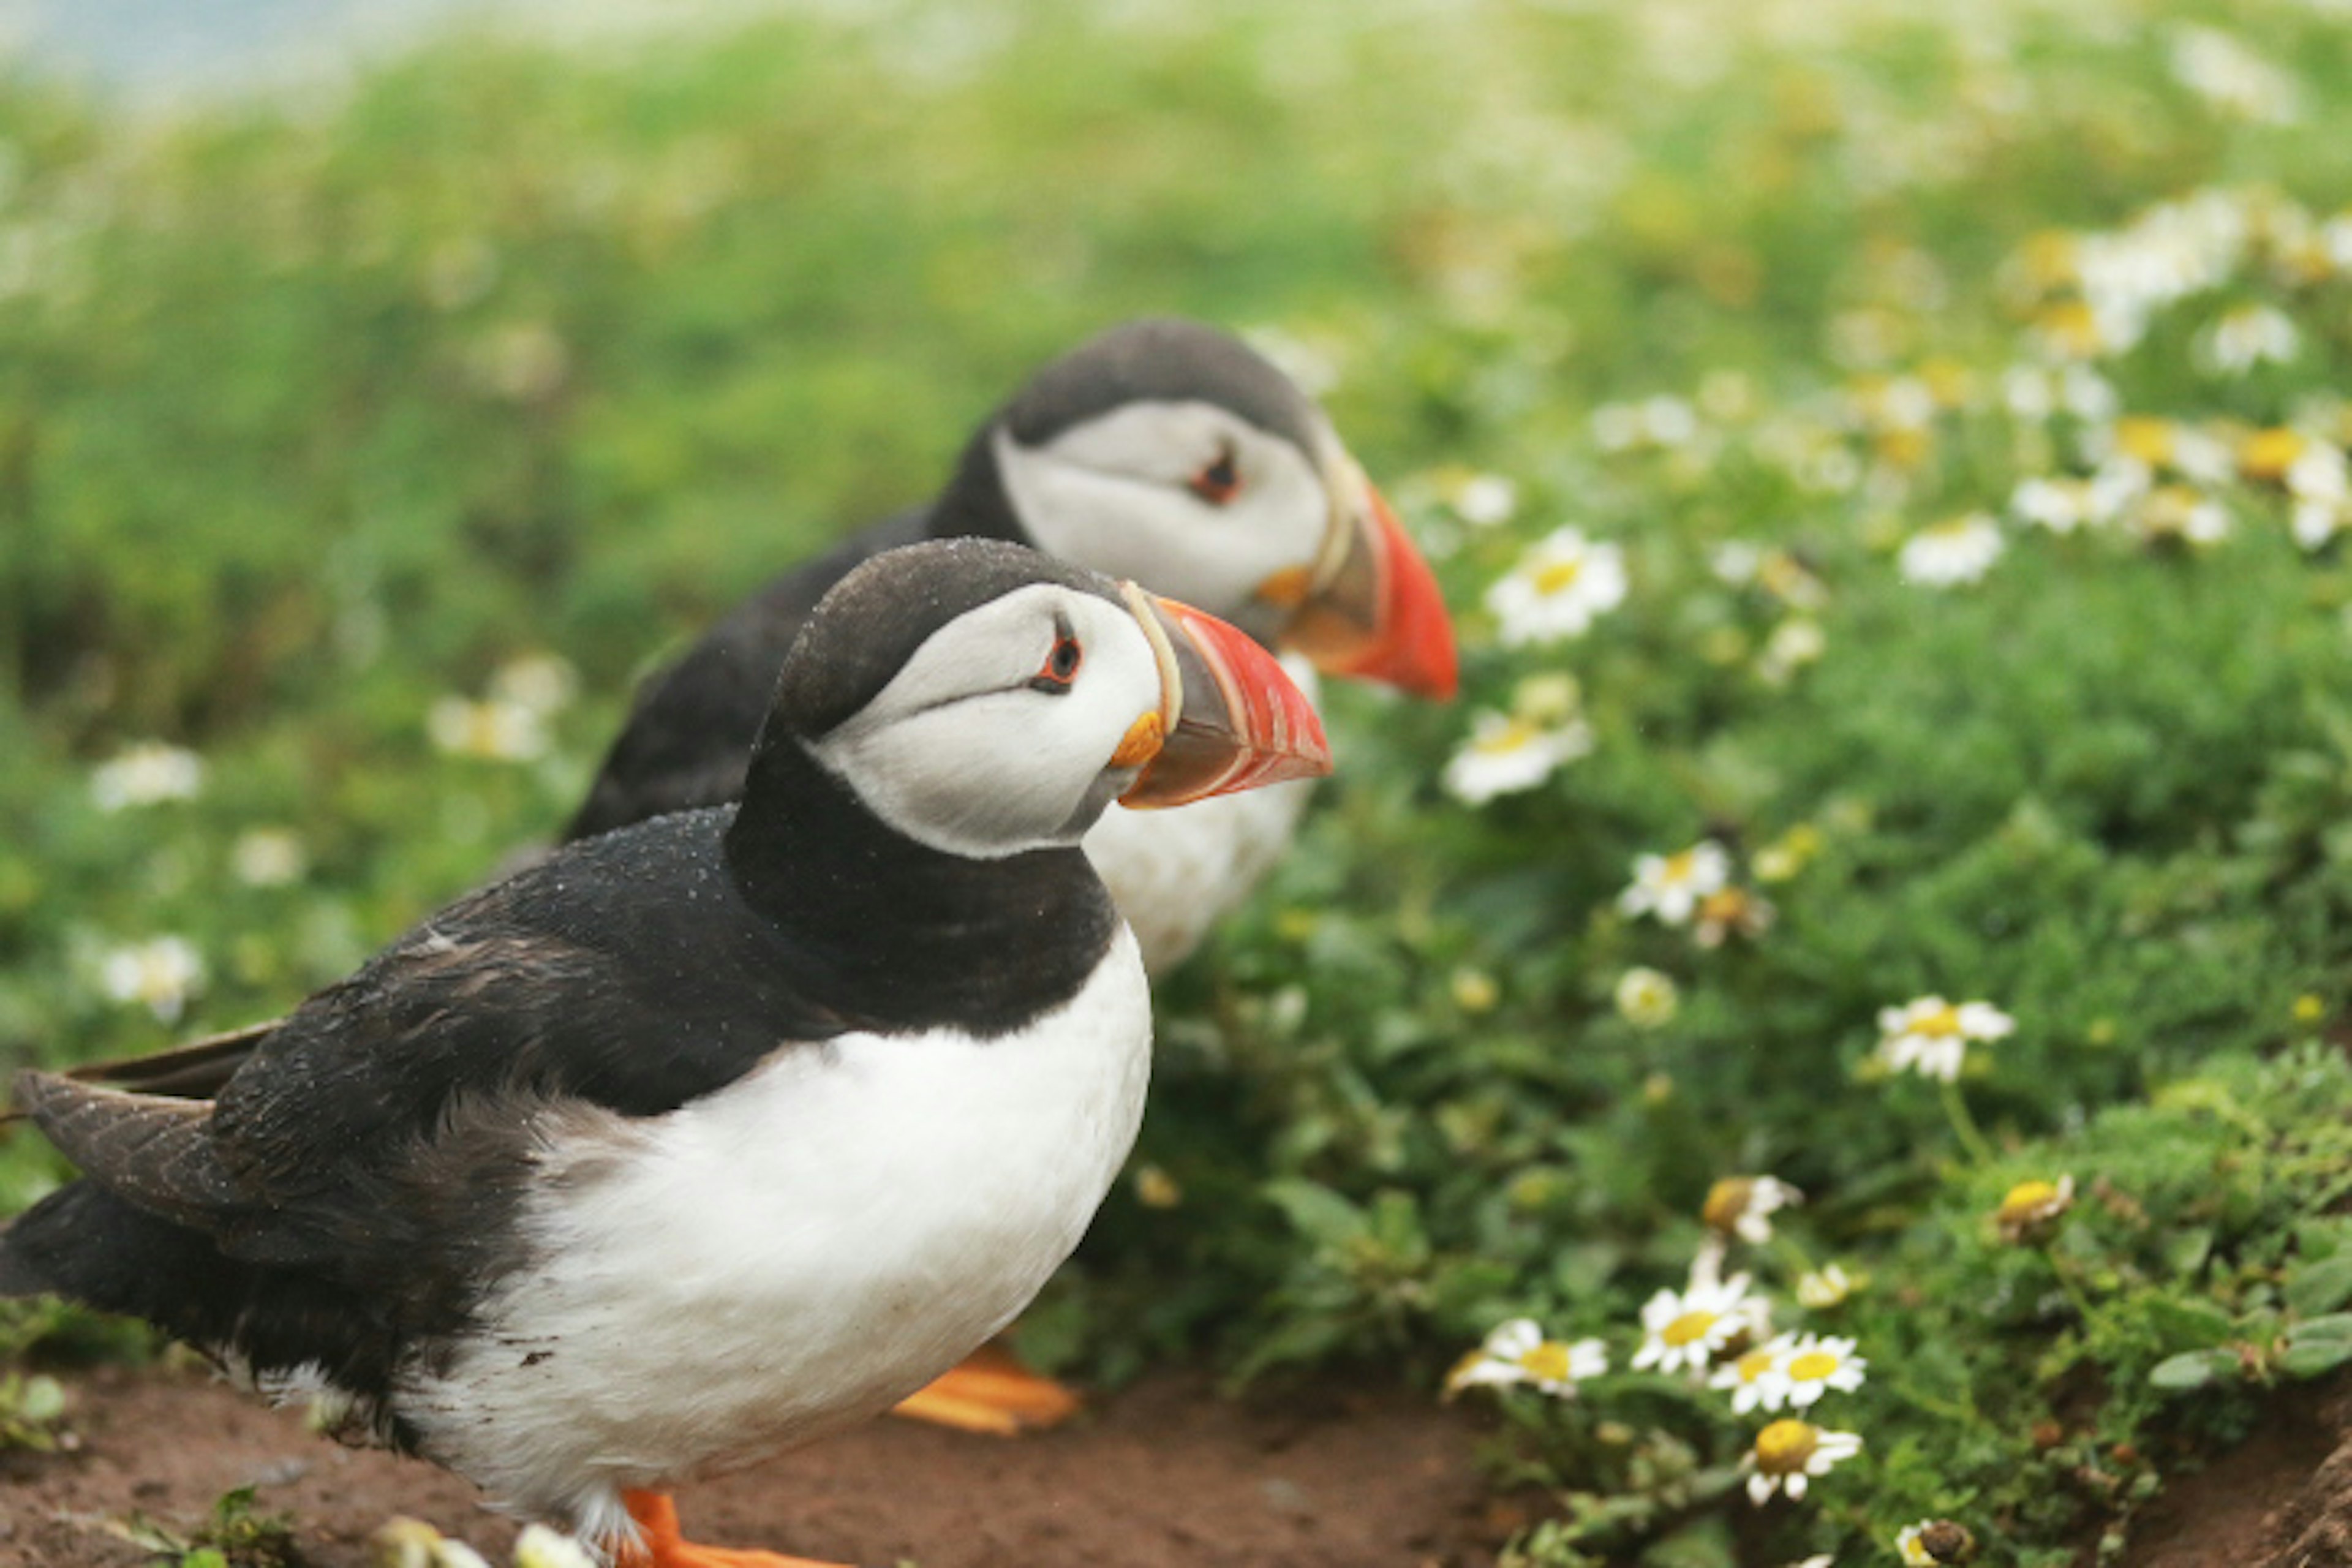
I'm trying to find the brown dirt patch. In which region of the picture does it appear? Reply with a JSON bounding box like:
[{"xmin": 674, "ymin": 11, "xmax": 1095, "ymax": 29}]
[
  {"xmin": 0, "ymin": 1363, "xmax": 1507, "ymax": 1568},
  {"xmin": 2127, "ymin": 1382, "xmax": 2352, "ymax": 1568}
]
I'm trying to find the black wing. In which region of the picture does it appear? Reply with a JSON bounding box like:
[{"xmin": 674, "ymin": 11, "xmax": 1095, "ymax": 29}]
[
  {"xmin": 565, "ymin": 508, "xmax": 933, "ymax": 840},
  {"xmin": 21, "ymin": 811, "xmax": 851, "ymax": 1277}
]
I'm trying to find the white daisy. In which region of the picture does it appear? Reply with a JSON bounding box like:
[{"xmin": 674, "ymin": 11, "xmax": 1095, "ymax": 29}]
[
  {"xmin": 1452, "ymin": 473, "xmax": 1520, "ymax": 527},
  {"xmin": 1613, "ymin": 967, "xmax": 1680, "ymax": 1028},
  {"xmin": 1446, "ymin": 1318, "xmax": 1608, "ymax": 1398},
  {"xmin": 100, "ymin": 936, "xmax": 205, "ymax": 1025},
  {"xmin": 1897, "ymin": 1518, "xmax": 1978, "ymax": 1566},
  {"xmin": 90, "ymin": 742, "xmax": 203, "ymax": 812},
  {"xmin": 513, "ymin": 1525, "xmax": 598, "ymax": 1568},
  {"xmin": 1486, "ymin": 527, "xmax": 1629, "ymax": 646},
  {"xmin": 1795, "ymin": 1264, "xmax": 1858, "ymax": 1310},
  {"xmin": 1630, "ymin": 1270, "xmax": 1755, "ymax": 1375},
  {"xmin": 1777, "ymin": 1333, "xmax": 1868, "ymax": 1408},
  {"xmin": 2199, "ymin": 303, "xmax": 2301, "ymax": 376},
  {"xmin": 1619, "ymin": 840, "xmax": 1732, "ymax": 926},
  {"xmin": 1897, "ymin": 514, "xmax": 2005, "ymax": 588},
  {"xmin": 1876, "ymin": 996, "xmax": 2015, "ymax": 1082},
  {"xmin": 1702, "ymin": 1175, "xmax": 1804, "ymax": 1245},
  {"xmin": 1708, "ymin": 1333, "xmax": 1796, "ymax": 1414},
  {"xmin": 230, "ymin": 828, "xmax": 307, "ymax": 888},
  {"xmin": 1442, "ymin": 710, "xmax": 1594, "ymax": 804},
  {"xmin": 429, "ymin": 696, "xmax": 549, "ymax": 763},
  {"xmin": 1744, "ymin": 1419, "xmax": 1864, "ymax": 1505}
]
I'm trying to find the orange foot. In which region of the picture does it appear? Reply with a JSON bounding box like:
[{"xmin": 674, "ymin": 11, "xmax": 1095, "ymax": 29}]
[
  {"xmin": 618, "ymin": 1490, "xmax": 849, "ymax": 1568},
  {"xmin": 888, "ymin": 1341, "xmax": 1082, "ymax": 1436}
]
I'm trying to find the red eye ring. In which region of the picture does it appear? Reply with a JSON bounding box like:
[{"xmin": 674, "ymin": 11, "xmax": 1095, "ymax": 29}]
[
  {"xmin": 1188, "ymin": 448, "xmax": 1242, "ymax": 506},
  {"xmin": 1030, "ymin": 632, "xmax": 1083, "ymax": 692}
]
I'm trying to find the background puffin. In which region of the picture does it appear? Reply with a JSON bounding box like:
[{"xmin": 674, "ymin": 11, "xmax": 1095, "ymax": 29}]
[
  {"xmin": 0, "ymin": 539, "xmax": 1330, "ymax": 1568},
  {"xmin": 566, "ymin": 317, "xmax": 1457, "ymax": 974}
]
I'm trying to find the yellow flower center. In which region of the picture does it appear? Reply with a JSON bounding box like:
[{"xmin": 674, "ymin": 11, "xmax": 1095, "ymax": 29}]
[
  {"xmin": 2114, "ymin": 415, "xmax": 2176, "ymax": 466},
  {"xmin": 1786, "ymin": 1350, "xmax": 1839, "ymax": 1382},
  {"xmin": 1661, "ymin": 849, "xmax": 1697, "ymax": 883},
  {"xmin": 1702, "ymin": 1178, "xmax": 1754, "ymax": 1233},
  {"xmin": 1911, "ymin": 1003, "xmax": 1964, "ymax": 1038},
  {"xmin": 1518, "ymin": 1341, "xmax": 1573, "ymax": 1382},
  {"xmin": 1660, "ymin": 1308, "xmax": 1719, "ymax": 1348},
  {"xmin": 1474, "ymin": 718, "xmax": 1539, "ymax": 756},
  {"xmin": 2241, "ymin": 426, "xmax": 2307, "ymax": 481},
  {"xmin": 1733, "ymin": 1348, "xmax": 1776, "ymax": 1384},
  {"xmin": 1533, "ymin": 558, "xmax": 1585, "ymax": 595},
  {"xmin": 1754, "ymin": 1419, "xmax": 1819, "ymax": 1474},
  {"xmin": 1999, "ymin": 1179, "xmax": 2062, "ymax": 1219}
]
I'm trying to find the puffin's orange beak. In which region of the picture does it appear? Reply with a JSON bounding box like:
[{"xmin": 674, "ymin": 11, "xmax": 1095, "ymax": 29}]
[
  {"xmin": 1115, "ymin": 585, "xmax": 1333, "ymax": 810},
  {"xmin": 1270, "ymin": 480, "xmax": 1459, "ymax": 701}
]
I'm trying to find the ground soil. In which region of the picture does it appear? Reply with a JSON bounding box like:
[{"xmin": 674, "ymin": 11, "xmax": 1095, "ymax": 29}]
[
  {"xmin": 0, "ymin": 1363, "xmax": 1515, "ymax": 1568},
  {"xmin": 15, "ymin": 1366, "xmax": 2352, "ymax": 1567}
]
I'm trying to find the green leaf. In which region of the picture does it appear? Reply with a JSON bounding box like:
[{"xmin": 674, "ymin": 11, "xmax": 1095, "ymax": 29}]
[
  {"xmin": 2149, "ymin": 1349, "xmax": 2234, "ymax": 1391},
  {"xmin": 2290, "ymin": 1313, "xmax": 2352, "ymax": 1343},
  {"xmin": 1262, "ymin": 1179, "xmax": 1368, "ymax": 1248},
  {"xmin": 2287, "ymin": 1255, "xmax": 2352, "ymax": 1317},
  {"xmin": 2144, "ymin": 1296, "xmax": 2234, "ymax": 1352},
  {"xmin": 2280, "ymin": 1337, "xmax": 2352, "ymax": 1379}
]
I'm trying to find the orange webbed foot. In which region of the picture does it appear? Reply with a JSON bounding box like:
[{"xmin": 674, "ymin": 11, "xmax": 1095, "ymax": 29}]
[
  {"xmin": 888, "ymin": 1341, "xmax": 1082, "ymax": 1436},
  {"xmin": 617, "ymin": 1491, "xmax": 850, "ymax": 1568}
]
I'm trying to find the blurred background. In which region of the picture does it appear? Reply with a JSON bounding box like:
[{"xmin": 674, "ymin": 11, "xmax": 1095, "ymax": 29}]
[{"xmin": 6, "ymin": 2, "xmax": 2352, "ymax": 1562}]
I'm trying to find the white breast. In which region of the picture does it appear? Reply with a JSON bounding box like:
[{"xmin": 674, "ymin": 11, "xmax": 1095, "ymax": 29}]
[
  {"xmin": 394, "ymin": 929, "xmax": 1152, "ymax": 1544},
  {"xmin": 1080, "ymin": 658, "xmax": 1319, "ymax": 978}
]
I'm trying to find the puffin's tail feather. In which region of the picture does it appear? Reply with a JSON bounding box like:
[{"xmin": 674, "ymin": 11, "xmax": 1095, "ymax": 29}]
[{"xmin": 11, "ymin": 1071, "xmax": 243, "ymax": 1234}]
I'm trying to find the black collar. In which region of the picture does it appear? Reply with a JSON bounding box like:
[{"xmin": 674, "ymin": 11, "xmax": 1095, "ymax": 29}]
[{"xmin": 723, "ymin": 736, "xmax": 1119, "ymax": 1038}]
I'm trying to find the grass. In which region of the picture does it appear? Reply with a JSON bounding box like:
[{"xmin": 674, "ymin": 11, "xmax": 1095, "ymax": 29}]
[{"xmin": 7, "ymin": 0, "xmax": 2352, "ymax": 1560}]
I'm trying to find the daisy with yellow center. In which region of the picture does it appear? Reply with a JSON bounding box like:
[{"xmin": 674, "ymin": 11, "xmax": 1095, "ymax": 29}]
[
  {"xmin": 1898, "ymin": 1518, "xmax": 1978, "ymax": 1566},
  {"xmin": 1875, "ymin": 995, "xmax": 2016, "ymax": 1082},
  {"xmin": 1744, "ymin": 1419, "xmax": 1863, "ymax": 1505},
  {"xmin": 100, "ymin": 935, "xmax": 206, "ymax": 1026},
  {"xmin": 1707, "ymin": 1333, "xmax": 1795, "ymax": 1414},
  {"xmin": 1485, "ymin": 526, "xmax": 1629, "ymax": 646},
  {"xmin": 1445, "ymin": 1317, "xmax": 1608, "ymax": 1399},
  {"xmin": 1776, "ymin": 1333, "xmax": 1867, "ymax": 1408},
  {"xmin": 1795, "ymin": 1263, "xmax": 1859, "ymax": 1310},
  {"xmin": 1694, "ymin": 885, "xmax": 1776, "ymax": 948},
  {"xmin": 1630, "ymin": 1270, "xmax": 1754, "ymax": 1375},
  {"xmin": 1441, "ymin": 708, "xmax": 1594, "ymax": 805},
  {"xmin": 1614, "ymin": 967, "xmax": 1680, "ymax": 1028},
  {"xmin": 1702, "ymin": 1175, "xmax": 1803, "ymax": 1246},
  {"xmin": 1619, "ymin": 839, "xmax": 1733, "ymax": 927},
  {"xmin": 1994, "ymin": 1174, "xmax": 2076, "ymax": 1243}
]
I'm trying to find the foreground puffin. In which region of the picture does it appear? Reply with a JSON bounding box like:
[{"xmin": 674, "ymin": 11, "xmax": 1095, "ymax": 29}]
[
  {"xmin": 0, "ymin": 540, "xmax": 1330, "ymax": 1568},
  {"xmin": 567, "ymin": 317, "xmax": 1457, "ymax": 974}
]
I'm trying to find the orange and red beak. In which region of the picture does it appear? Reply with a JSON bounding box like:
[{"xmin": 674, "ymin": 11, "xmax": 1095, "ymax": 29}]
[
  {"xmin": 1113, "ymin": 584, "xmax": 1333, "ymax": 810},
  {"xmin": 1262, "ymin": 470, "xmax": 1458, "ymax": 701}
]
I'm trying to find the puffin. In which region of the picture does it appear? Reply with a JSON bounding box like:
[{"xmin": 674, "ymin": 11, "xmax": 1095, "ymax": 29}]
[
  {"xmin": 0, "ymin": 539, "xmax": 1331, "ymax": 1568},
  {"xmin": 565, "ymin": 317, "xmax": 1457, "ymax": 974},
  {"xmin": 34, "ymin": 319, "xmax": 1458, "ymax": 1439}
]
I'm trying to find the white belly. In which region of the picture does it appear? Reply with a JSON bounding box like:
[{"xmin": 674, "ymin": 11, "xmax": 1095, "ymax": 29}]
[
  {"xmin": 396, "ymin": 929, "xmax": 1152, "ymax": 1542},
  {"xmin": 1082, "ymin": 658, "xmax": 1318, "ymax": 978}
]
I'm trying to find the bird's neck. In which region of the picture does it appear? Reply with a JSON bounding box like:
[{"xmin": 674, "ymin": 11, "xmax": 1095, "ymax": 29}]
[
  {"xmin": 926, "ymin": 421, "xmax": 1028, "ymax": 545},
  {"xmin": 723, "ymin": 737, "xmax": 1119, "ymax": 1038}
]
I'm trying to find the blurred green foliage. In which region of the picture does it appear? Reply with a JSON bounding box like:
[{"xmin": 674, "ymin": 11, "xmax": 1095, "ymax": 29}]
[{"xmin": 7, "ymin": 0, "xmax": 2352, "ymax": 1559}]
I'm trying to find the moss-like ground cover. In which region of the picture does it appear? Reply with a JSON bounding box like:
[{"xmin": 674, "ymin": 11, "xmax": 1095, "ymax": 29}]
[{"xmin": 7, "ymin": 1, "xmax": 2352, "ymax": 1561}]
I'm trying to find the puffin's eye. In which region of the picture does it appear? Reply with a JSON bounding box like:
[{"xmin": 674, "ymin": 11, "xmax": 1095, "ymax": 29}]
[
  {"xmin": 1028, "ymin": 616, "xmax": 1083, "ymax": 693},
  {"xmin": 1188, "ymin": 446, "xmax": 1242, "ymax": 506}
]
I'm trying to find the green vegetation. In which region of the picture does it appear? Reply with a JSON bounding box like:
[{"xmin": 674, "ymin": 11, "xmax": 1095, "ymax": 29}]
[{"xmin": 6, "ymin": 0, "xmax": 2352, "ymax": 1559}]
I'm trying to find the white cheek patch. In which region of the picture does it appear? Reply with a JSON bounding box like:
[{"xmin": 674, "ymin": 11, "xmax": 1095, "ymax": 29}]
[
  {"xmin": 996, "ymin": 408, "xmax": 1331, "ymax": 619},
  {"xmin": 809, "ymin": 589, "xmax": 1166, "ymax": 859}
]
